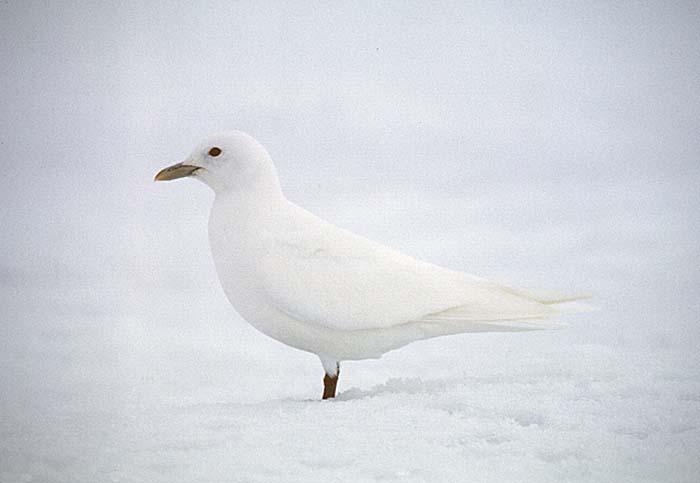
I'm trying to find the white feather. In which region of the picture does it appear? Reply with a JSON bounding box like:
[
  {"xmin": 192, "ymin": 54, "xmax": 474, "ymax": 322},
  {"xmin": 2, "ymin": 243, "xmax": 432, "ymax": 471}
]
[{"xmin": 177, "ymin": 130, "xmax": 589, "ymax": 362}]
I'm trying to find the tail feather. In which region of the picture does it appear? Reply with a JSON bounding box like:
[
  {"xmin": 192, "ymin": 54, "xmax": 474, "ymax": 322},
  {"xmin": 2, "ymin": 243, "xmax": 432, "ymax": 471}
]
[
  {"xmin": 410, "ymin": 284, "xmax": 592, "ymax": 336},
  {"xmin": 498, "ymin": 286, "xmax": 592, "ymax": 305}
]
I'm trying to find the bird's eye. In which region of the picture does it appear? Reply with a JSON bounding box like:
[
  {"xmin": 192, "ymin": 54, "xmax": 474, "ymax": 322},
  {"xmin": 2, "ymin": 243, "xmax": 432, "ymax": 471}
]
[{"xmin": 208, "ymin": 147, "xmax": 222, "ymax": 157}]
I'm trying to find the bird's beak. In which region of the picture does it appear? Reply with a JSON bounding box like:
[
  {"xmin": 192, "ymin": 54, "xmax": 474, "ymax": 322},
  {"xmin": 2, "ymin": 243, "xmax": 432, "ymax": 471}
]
[{"xmin": 154, "ymin": 162, "xmax": 201, "ymax": 181}]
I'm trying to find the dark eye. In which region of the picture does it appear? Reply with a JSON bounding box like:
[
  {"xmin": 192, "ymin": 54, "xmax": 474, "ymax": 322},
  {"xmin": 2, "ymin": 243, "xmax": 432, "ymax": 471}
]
[{"xmin": 208, "ymin": 147, "xmax": 222, "ymax": 157}]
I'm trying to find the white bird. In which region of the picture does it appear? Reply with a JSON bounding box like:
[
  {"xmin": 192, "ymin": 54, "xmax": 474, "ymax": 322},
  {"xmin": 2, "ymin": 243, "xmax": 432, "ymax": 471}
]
[{"xmin": 155, "ymin": 131, "xmax": 587, "ymax": 399}]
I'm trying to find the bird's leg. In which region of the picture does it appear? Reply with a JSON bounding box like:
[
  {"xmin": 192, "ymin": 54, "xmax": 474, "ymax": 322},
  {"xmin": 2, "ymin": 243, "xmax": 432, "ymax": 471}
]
[
  {"xmin": 322, "ymin": 363, "xmax": 340, "ymax": 399},
  {"xmin": 319, "ymin": 357, "xmax": 340, "ymax": 400}
]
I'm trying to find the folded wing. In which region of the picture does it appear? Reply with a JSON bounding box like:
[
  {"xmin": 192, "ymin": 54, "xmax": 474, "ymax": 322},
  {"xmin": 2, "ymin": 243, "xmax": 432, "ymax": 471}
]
[{"xmin": 260, "ymin": 212, "xmax": 583, "ymax": 332}]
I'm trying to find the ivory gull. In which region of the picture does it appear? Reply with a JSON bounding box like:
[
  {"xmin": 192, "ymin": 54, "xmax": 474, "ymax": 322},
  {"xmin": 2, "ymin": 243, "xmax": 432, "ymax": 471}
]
[{"xmin": 155, "ymin": 130, "xmax": 586, "ymax": 399}]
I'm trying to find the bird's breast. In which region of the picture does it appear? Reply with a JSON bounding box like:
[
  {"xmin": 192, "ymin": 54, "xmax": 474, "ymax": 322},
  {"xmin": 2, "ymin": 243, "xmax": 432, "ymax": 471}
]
[{"xmin": 207, "ymin": 200, "xmax": 282, "ymax": 325}]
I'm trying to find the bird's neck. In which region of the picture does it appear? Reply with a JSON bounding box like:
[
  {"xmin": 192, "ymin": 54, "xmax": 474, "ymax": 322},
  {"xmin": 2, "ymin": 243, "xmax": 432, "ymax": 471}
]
[{"xmin": 211, "ymin": 181, "xmax": 290, "ymax": 229}]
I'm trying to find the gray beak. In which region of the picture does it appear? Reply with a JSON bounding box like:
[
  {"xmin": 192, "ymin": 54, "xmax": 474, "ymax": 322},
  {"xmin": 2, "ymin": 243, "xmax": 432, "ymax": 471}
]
[{"xmin": 154, "ymin": 162, "xmax": 201, "ymax": 181}]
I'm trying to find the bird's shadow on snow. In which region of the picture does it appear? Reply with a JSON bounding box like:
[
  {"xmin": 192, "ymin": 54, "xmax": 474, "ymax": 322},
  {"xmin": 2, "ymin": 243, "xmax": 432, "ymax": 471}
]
[
  {"xmin": 335, "ymin": 377, "xmax": 458, "ymax": 401},
  {"xmin": 181, "ymin": 377, "xmax": 458, "ymax": 408},
  {"xmin": 170, "ymin": 377, "xmax": 470, "ymax": 410}
]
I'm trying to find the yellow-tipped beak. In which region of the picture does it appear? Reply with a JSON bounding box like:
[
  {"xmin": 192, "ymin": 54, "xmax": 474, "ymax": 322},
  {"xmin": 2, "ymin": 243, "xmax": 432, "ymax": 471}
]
[{"xmin": 154, "ymin": 163, "xmax": 201, "ymax": 181}]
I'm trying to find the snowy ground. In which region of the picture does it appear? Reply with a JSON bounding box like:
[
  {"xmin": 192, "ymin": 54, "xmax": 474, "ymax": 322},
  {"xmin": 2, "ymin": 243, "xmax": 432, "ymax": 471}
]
[
  {"xmin": 116, "ymin": 345, "xmax": 700, "ymax": 483},
  {"xmin": 2, "ymin": 331, "xmax": 699, "ymax": 483}
]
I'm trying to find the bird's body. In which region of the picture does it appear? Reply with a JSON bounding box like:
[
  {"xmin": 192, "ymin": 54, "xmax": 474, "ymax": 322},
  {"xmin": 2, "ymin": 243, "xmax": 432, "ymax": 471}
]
[{"xmin": 156, "ymin": 130, "xmax": 587, "ymax": 398}]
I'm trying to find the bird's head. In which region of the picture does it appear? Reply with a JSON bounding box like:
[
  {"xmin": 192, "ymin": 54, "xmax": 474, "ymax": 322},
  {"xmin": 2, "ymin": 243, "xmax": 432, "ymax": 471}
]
[{"xmin": 155, "ymin": 130, "xmax": 281, "ymax": 195}]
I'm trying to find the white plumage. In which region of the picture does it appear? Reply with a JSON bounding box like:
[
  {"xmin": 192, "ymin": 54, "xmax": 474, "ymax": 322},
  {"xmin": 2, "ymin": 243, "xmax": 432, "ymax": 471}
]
[{"xmin": 156, "ymin": 130, "xmax": 587, "ymax": 398}]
